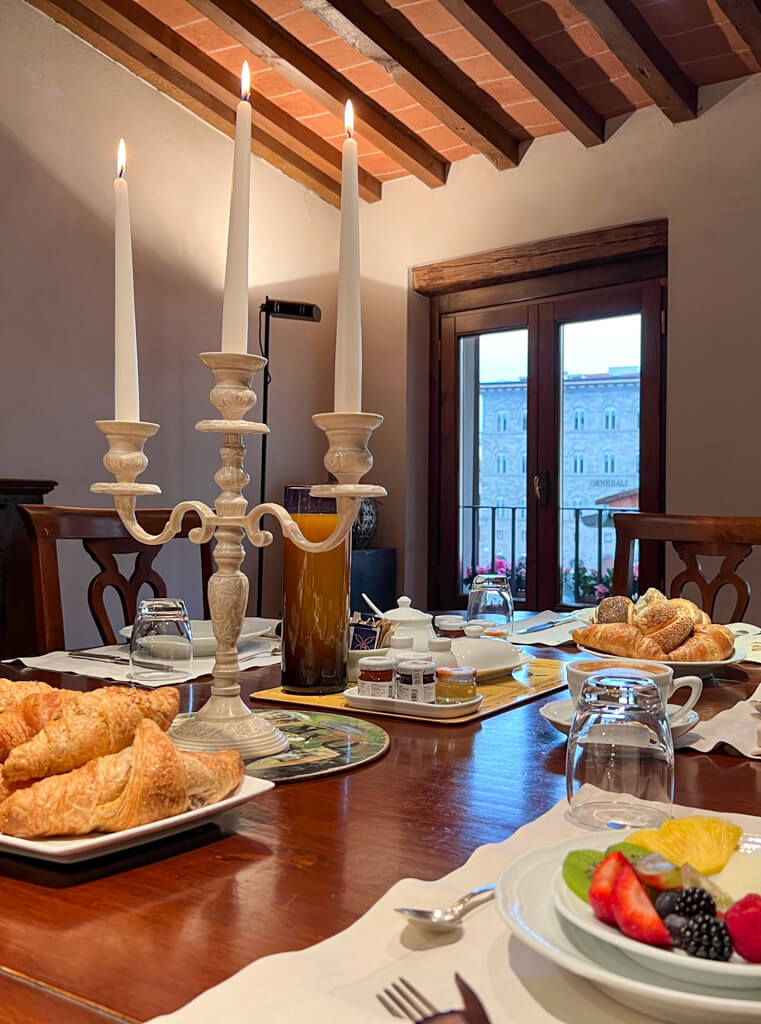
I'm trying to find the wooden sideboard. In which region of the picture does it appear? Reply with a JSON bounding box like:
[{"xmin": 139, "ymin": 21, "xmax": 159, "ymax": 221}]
[{"xmin": 0, "ymin": 479, "xmax": 57, "ymax": 658}]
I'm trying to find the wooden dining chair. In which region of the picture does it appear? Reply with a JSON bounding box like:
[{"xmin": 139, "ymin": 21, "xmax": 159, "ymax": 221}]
[
  {"xmin": 19, "ymin": 506, "xmax": 213, "ymax": 654},
  {"xmin": 612, "ymin": 512, "xmax": 761, "ymax": 621}
]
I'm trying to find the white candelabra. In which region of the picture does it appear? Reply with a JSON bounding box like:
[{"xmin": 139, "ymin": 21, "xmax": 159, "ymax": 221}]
[{"xmin": 92, "ymin": 350, "xmax": 385, "ymax": 758}]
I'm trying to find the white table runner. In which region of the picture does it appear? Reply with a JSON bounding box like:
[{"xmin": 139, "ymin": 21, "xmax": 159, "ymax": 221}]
[{"xmin": 148, "ymin": 795, "xmax": 761, "ymax": 1023}]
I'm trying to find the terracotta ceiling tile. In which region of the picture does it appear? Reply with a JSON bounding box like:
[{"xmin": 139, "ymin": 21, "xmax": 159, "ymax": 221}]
[
  {"xmin": 278, "ymin": 8, "xmax": 337, "ymax": 46},
  {"xmin": 210, "ymin": 46, "xmax": 267, "ymax": 76},
  {"xmin": 567, "ymin": 20, "xmax": 609, "ymax": 58},
  {"xmin": 367, "ymin": 84, "xmax": 422, "ymax": 113},
  {"xmin": 135, "ymin": 0, "xmax": 200, "ymax": 29},
  {"xmin": 272, "ymin": 91, "xmax": 328, "ymax": 119},
  {"xmin": 531, "ymin": 27, "xmax": 593, "ymax": 67},
  {"xmin": 309, "ymin": 37, "xmax": 365, "ymax": 72},
  {"xmin": 175, "ymin": 18, "xmax": 237, "ymax": 52},
  {"xmin": 393, "ymin": 103, "xmax": 443, "ymax": 131},
  {"xmin": 632, "ymin": 0, "xmax": 718, "ymax": 37},
  {"xmin": 680, "ymin": 50, "xmax": 760, "ymax": 85},
  {"xmin": 576, "ymin": 80, "xmax": 639, "ymax": 117},
  {"xmin": 454, "ymin": 53, "xmax": 514, "ymax": 83},
  {"xmin": 418, "ymin": 122, "xmax": 467, "ymax": 150},
  {"xmin": 502, "ymin": 1, "xmax": 576, "ymax": 40},
  {"xmin": 305, "ymin": 111, "xmax": 345, "ymax": 139},
  {"xmin": 359, "ymin": 152, "xmax": 405, "ymax": 176},
  {"xmin": 376, "ymin": 169, "xmax": 409, "ymax": 181},
  {"xmin": 503, "ymin": 98, "xmax": 560, "ymax": 131},
  {"xmin": 660, "ymin": 24, "xmax": 742, "ymax": 65},
  {"xmin": 389, "ymin": 0, "xmax": 462, "ymax": 37},
  {"xmin": 529, "ymin": 122, "xmax": 566, "ymax": 137},
  {"xmin": 425, "ymin": 27, "xmax": 487, "ymax": 62},
  {"xmin": 254, "ymin": 0, "xmax": 302, "ymax": 19},
  {"xmin": 342, "ymin": 61, "xmax": 398, "ymax": 94},
  {"xmin": 476, "ymin": 76, "xmax": 535, "ymax": 106},
  {"xmin": 249, "ymin": 67, "xmax": 302, "ymax": 99},
  {"xmin": 439, "ymin": 142, "xmax": 478, "ymax": 160}
]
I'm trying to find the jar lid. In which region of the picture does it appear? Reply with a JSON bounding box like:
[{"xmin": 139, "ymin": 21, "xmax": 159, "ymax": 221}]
[
  {"xmin": 389, "ymin": 634, "xmax": 414, "ymax": 648},
  {"xmin": 397, "ymin": 659, "xmax": 436, "ymax": 673},
  {"xmin": 428, "ymin": 637, "xmax": 452, "ymax": 651},
  {"xmin": 436, "ymin": 665, "xmax": 477, "ymax": 681},
  {"xmin": 470, "ymin": 618, "xmax": 497, "ymax": 629},
  {"xmin": 435, "ymin": 614, "xmax": 465, "ymax": 627},
  {"xmin": 463, "ymin": 624, "xmax": 484, "ymax": 637},
  {"xmin": 382, "ymin": 596, "xmax": 432, "ymax": 623},
  {"xmin": 357, "ymin": 656, "xmax": 395, "ymax": 672}
]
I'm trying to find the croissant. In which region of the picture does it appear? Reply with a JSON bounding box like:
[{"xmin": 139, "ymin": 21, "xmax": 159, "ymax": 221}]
[
  {"xmin": 667, "ymin": 598, "xmax": 710, "ymax": 626},
  {"xmin": 632, "ymin": 603, "xmax": 694, "ymax": 654},
  {"xmin": 572, "ymin": 624, "xmax": 666, "ymax": 661},
  {"xmin": 0, "ymin": 679, "xmax": 54, "ymax": 713},
  {"xmin": 2, "ymin": 686, "xmax": 180, "ymax": 783},
  {"xmin": 0, "ymin": 719, "xmax": 243, "ymax": 838},
  {"xmin": 0, "ymin": 690, "xmax": 76, "ymax": 762},
  {"xmin": 669, "ymin": 624, "xmax": 734, "ymax": 662}
]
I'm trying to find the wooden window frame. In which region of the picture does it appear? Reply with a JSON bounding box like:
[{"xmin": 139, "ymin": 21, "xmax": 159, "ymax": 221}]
[{"xmin": 422, "ymin": 220, "xmax": 667, "ymax": 611}]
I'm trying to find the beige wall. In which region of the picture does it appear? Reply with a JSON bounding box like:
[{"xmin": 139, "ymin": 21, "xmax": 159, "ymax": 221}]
[
  {"xmin": 361, "ymin": 75, "xmax": 761, "ymax": 620},
  {"xmin": 0, "ymin": 0, "xmax": 342, "ymax": 648}
]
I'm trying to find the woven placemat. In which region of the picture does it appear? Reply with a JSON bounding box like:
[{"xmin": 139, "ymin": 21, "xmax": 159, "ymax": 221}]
[{"xmin": 250, "ymin": 658, "xmax": 566, "ymax": 724}]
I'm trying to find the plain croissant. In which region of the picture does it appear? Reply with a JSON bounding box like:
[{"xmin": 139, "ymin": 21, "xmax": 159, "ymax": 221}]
[
  {"xmin": 0, "ymin": 690, "xmax": 76, "ymax": 762},
  {"xmin": 2, "ymin": 686, "xmax": 180, "ymax": 782},
  {"xmin": 0, "ymin": 679, "xmax": 55, "ymax": 713},
  {"xmin": 0, "ymin": 719, "xmax": 243, "ymax": 838},
  {"xmin": 669, "ymin": 624, "xmax": 734, "ymax": 662},
  {"xmin": 572, "ymin": 624, "xmax": 666, "ymax": 661}
]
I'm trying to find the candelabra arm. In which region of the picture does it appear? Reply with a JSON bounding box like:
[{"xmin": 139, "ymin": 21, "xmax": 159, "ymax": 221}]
[
  {"xmin": 243, "ymin": 499, "xmax": 358, "ymax": 552},
  {"xmin": 112, "ymin": 496, "xmax": 218, "ymax": 547}
]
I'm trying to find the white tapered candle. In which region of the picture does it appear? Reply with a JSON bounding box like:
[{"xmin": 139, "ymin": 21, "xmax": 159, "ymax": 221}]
[
  {"xmin": 113, "ymin": 138, "xmax": 140, "ymax": 421},
  {"xmin": 222, "ymin": 62, "xmax": 252, "ymax": 353},
  {"xmin": 334, "ymin": 100, "xmax": 362, "ymax": 412}
]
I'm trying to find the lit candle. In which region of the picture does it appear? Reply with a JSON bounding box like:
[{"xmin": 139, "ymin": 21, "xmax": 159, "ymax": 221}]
[
  {"xmin": 222, "ymin": 62, "xmax": 252, "ymax": 353},
  {"xmin": 334, "ymin": 100, "xmax": 362, "ymax": 412},
  {"xmin": 113, "ymin": 138, "xmax": 140, "ymax": 421}
]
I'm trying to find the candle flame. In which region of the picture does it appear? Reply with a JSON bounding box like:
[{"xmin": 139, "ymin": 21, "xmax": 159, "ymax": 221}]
[
  {"xmin": 241, "ymin": 61, "xmax": 251, "ymax": 101},
  {"xmin": 116, "ymin": 138, "xmax": 126, "ymax": 178},
  {"xmin": 344, "ymin": 99, "xmax": 354, "ymax": 138}
]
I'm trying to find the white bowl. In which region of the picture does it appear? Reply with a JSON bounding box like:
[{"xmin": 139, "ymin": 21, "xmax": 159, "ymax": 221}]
[{"xmin": 450, "ymin": 634, "xmax": 522, "ymax": 677}]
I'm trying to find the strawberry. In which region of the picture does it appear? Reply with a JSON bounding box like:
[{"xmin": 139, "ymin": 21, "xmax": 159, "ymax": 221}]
[
  {"xmin": 611, "ymin": 862, "xmax": 673, "ymax": 947},
  {"xmin": 725, "ymin": 894, "xmax": 761, "ymax": 963},
  {"xmin": 589, "ymin": 851, "xmax": 628, "ymax": 924}
]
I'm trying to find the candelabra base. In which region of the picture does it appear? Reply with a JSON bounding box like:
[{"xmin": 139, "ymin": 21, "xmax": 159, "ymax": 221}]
[{"xmin": 169, "ymin": 693, "xmax": 289, "ymax": 759}]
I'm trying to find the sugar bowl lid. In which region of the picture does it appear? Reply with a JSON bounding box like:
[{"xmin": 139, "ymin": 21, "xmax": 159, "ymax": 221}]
[{"xmin": 382, "ymin": 596, "xmax": 433, "ymax": 624}]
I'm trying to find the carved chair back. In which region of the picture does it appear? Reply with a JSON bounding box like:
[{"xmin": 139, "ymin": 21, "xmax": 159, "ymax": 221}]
[
  {"xmin": 19, "ymin": 506, "xmax": 213, "ymax": 654},
  {"xmin": 612, "ymin": 513, "xmax": 761, "ymax": 622}
]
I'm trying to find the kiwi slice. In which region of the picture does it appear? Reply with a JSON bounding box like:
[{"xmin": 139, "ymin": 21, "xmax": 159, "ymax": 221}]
[
  {"xmin": 562, "ymin": 849, "xmax": 603, "ymax": 903},
  {"xmin": 604, "ymin": 842, "xmax": 651, "ymax": 864}
]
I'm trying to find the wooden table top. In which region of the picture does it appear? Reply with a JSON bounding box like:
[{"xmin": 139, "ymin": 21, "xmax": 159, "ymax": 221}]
[{"xmin": 1, "ymin": 645, "xmax": 760, "ymax": 1022}]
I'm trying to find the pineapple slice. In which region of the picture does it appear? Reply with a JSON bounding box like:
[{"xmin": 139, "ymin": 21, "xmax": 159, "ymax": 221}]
[{"xmin": 632, "ymin": 816, "xmax": 742, "ymax": 876}]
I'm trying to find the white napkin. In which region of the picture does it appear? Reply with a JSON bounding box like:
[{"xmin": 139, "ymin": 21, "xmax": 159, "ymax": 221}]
[
  {"xmin": 514, "ymin": 610, "xmax": 588, "ymax": 646},
  {"xmin": 680, "ymin": 682, "xmax": 761, "ymax": 758},
  {"xmin": 147, "ymin": 793, "xmax": 761, "ymax": 1024},
  {"xmin": 8, "ymin": 645, "xmax": 281, "ymax": 686}
]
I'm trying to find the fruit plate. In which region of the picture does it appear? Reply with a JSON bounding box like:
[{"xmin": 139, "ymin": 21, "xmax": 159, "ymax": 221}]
[
  {"xmin": 0, "ymin": 775, "xmax": 273, "ymax": 863},
  {"xmin": 497, "ymin": 833, "xmax": 761, "ymax": 1024},
  {"xmin": 539, "ymin": 699, "xmax": 699, "ymax": 743},
  {"xmin": 575, "ymin": 645, "xmax": 746, "ymax": 679},
  {"xmin": 552, "ymin": 847, "xmax": 761, "ymax": 989}
]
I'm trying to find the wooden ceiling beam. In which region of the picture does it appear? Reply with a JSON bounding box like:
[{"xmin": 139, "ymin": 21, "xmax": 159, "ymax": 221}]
[
  {"xmin": 303, "ymin": 0, "xmax": 520, "ymax": 169},
  {"xmin": 185, "ymin": 0, "xmax": 449, "ymax": 188},
  {"xmin": 570, "ymin": 0, "xmax": 698, "ymax": 122},
  {"xmin": 72, "ymin": 0, "xmax": 381, "ymax": 202},
  {"xmin": 714, "ymin": 0, "xmax": 761, "ymax": 64},
  {"xmin": 436, "ymin": 0, "xmax": 605, "ymax": 146},
  {"xmin": 27, "ymin": 0, "xmax": 343, "ymax": 206}
]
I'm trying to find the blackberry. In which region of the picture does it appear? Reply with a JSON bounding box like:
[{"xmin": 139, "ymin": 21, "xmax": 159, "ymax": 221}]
[
  {"xmin": 674, "ymin": 887, "xmax": 716, "ymax": 919},
  {"xmin": 655, "ymin": 890, "xmax": 681, "ymax": 919},
  {"xmin": 679, "ymin": 913, "xmax": 733, "ymax": 961}
]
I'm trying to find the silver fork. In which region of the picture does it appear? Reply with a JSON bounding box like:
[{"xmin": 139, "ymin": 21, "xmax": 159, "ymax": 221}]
[{"xmin": 377, "ymin": 977, "xmax": 438, "ymax": 1020}]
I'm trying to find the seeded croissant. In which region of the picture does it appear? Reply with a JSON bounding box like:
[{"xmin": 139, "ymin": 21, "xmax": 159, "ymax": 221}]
[{"xmin": 0, "ymin": 719, "xmax": 243, "ymax": 838}]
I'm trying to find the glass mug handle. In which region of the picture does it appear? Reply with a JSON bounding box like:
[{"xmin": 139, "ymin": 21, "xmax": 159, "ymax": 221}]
[{"xmin": 666, "ymin": 675, "xmax": 703, "ymax": 724}]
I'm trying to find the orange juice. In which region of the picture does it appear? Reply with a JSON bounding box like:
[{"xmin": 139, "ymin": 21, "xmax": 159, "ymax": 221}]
[{"xmin": 282, "ymin": 512, "xmax": 351, "ymax": 693}]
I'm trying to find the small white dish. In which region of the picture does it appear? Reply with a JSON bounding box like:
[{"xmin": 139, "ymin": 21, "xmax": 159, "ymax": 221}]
[
  {"xmin": 497, "ymin": 831, "xmax": 761, "ymax": 1024},
  {"xmin": 450, "ymin": 634, "xmax": 523, "ymax": 678},
  {"xmin": 575, "ymin": 645, "xmax": 746, "ymax": 679},
  {"xmin": 476, "ymin": 650, "xmax": 535, "ymax": 681},
  {"xmin": 0, "ymin": 775, "xmax": 273, "ymax": 863},
  {"xmin": 540, "ymin": 698, "xmax": 700, "ymax": 742},
  {"xmin": 120, "ymin": 617, "xmax": 278, "ymax": 657},
  {"xmin": 343, "ymin": 686, "xmax": 483, "ymax": 718}
]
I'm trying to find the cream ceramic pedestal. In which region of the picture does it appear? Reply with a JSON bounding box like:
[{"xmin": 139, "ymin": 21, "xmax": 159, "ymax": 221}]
[{"xmin": 92, "ymin": 352, "xmax": 385, "ymax": 759}]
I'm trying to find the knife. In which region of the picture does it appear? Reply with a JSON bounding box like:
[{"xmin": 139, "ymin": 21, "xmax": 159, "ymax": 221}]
[
  {"xmin": 454, "ymin": 974, "xmax": 492, "ymax": 1024},
  {"xmin": 516, "ymin": 615, "xmax": 578, "ymax": 635}
]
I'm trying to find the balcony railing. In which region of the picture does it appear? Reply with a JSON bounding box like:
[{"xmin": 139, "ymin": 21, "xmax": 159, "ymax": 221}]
[{"xmin": 460, "ymin": 504, "xmax": 638, "ymax": 603}]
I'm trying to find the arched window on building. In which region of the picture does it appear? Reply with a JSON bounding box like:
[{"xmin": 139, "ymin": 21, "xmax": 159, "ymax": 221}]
[
  {"xmin": 604, "ymin": 452, "xmax": 615, "ymax": 473},
  {"xmin": 573, "ymin": 408, "xmax": 585, "ymax": 431},
  {"xmin": 496, "ymin": 455, "xmax": 507, "ymax": 473},
  {"xmin": 496, "ymin": 411, "xmax": 508, "ymax": 432},
  {"xmin": 604, "ymin": 408, "xmax": 617, "ymax": 430},
  {"xmin": 573, "ymin": 454, "xmax": 584, "ymax": 474}
]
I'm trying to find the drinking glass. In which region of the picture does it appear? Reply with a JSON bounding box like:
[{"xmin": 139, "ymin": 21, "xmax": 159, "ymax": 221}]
[
  {"xmin": 566, "ymin": 672, "xmax": 674, "ymax": 830},
  {"xmin": 129, "ymin": 598, "xmax": 193, "ymax": 683},
  {"xmin": 282, "ymin": 485, "xmax": 351, "ymax": 694},
  {"xmin": 466, "ymin": 574, "xmax": 514, "ymax": 637}
]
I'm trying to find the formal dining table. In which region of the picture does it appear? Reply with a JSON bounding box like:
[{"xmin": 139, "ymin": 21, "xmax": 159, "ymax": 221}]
[{"xmin": 1, "ymin": 628, "xmax": 760, "ymax": 1023}]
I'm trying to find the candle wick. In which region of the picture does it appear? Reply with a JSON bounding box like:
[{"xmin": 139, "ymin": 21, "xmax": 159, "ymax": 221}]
[{"xmin": 118, "ymin": 167, "xmax": 125, "ymax": 179}]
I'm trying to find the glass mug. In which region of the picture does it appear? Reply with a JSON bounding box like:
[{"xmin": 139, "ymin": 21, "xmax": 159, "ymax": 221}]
[
  {"xmin": 129, "ymin": 598, "xmax": 193, "ymax": 683},
  {"xmin": 466, "ymin": 574, "xmax": 514, "ymax": 637},
  {"xmin": 281, "ymin": 486, "xmax": 351, "ymax": 695},
  {"xmin": 566, "ymin": 671, "xmax": 674, "ymax": 830},
  {"xmin": 566, "ymin": 661, "xmax": 702, "ymax": 727}
]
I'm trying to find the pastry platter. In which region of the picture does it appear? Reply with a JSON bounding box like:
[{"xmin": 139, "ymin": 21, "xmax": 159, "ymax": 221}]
[
  {"xmin": 0, "ymin": 775, "xmax": 273, "ymax": 863},
  {"xmin": 575, "ymin": 645, "xmax": 747, "ymax": 679}
]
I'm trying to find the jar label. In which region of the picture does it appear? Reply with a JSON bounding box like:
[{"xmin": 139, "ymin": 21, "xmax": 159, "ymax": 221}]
[{"xmin": 358, "ymin": 679, "xmax": 395, "ymax": 699}]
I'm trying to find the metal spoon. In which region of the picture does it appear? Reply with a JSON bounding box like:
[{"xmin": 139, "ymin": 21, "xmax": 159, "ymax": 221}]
[{"xmin": 394, "ymin": 883, "xmax": 496, "ymax": 931}]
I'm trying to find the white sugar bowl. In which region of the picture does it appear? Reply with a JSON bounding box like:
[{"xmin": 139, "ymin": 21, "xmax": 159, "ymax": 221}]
[{"xmin": 382, "ymin": 596, "xmax": 435, "ymax": 651}]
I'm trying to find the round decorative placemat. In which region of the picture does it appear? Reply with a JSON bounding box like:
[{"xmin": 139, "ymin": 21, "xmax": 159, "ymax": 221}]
[{"xmin": 172, "ymin": 709, "xmax": 389, "ymax": 783}]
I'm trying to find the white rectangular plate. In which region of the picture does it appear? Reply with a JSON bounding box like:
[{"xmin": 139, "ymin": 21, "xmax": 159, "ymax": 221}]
[
  {"xmin": 0, "ymin": 775, "xmax": 273, "ymax": 863},
  {"xmin": 344, "ymin": 686, "xmax": 483, "ymax": 718}
]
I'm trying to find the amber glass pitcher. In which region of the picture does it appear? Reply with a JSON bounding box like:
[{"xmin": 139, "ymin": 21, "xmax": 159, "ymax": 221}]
[{"xmin": 282, "ymin": 486, "xmax": 350, "ymax": 694}]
